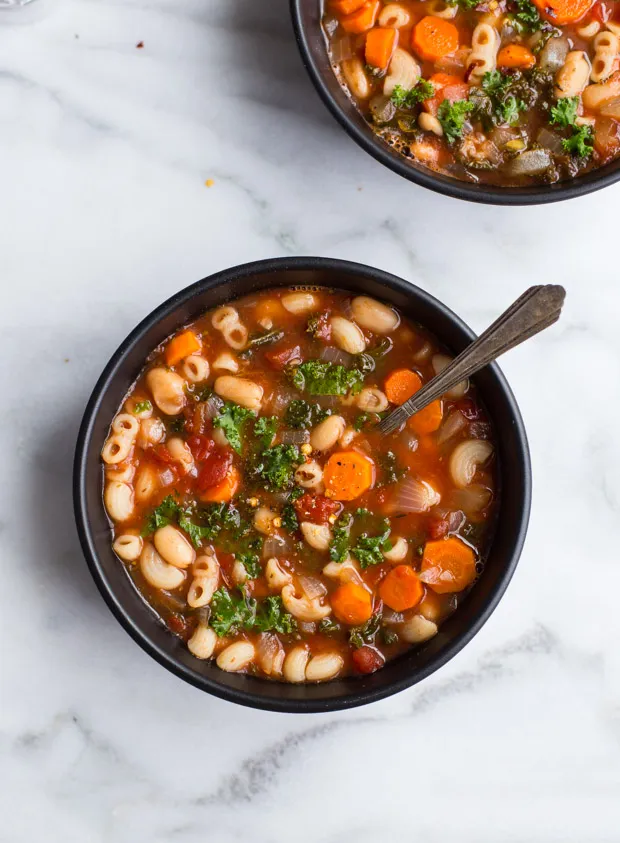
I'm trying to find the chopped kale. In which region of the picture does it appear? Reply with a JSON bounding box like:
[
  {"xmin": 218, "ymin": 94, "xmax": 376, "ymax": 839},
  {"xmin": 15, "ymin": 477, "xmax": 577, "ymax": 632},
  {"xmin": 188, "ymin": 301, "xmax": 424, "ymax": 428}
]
[
  {"xmin": 506, "ymin": 0, "xmax": 542, "ymax": 33},
  {"xmin": 254, "ymin": 596, "xmax": 297, "ymax": 634},
  {"xmin": 377, "ymin": 451, "xmax": 406, "ymax": 487},
  {"xmin": 353, "ymin": 413, "xmax": 369, "ymax": 432},
  {"xmin": 284, "ymin": 399, "xmax": 330, "ymax": 429},
  {"xmin": 319, "ymin": 617, "xmax": 342, "ymax": 634},
  {"xmin": 209, "ymin": 587, "xmax": 256, "ymax": 636},
  {"xmin": 253, "ymin": 415, "xmax": 279, "ymax": 450},
  {"xmin": 213, "ymin": 402, "xmax": 256, "ymax": 454},
  {"xmin": 329, "ymin": 513, "xmax": 353, "ymax": 563},
  {"xmin": 133, "ymin": 399, "xmax": 152, "ymax": 414},
  {"xmin": 237, "ymin": 551, "xmax": 262, "ymax": 579},
  {"xmin": 141, "ymin": 495, "xmax": 181, "ymax": 536},
  {"xmin": 247, "ymin": 329, "xmax": 284, "ymax": 348},
  {"xmin": 437, "ymin": 99, "xmax": 473, "ymax": 143},
  {"xmin": 562, "ymin": 125, "xmax": 593, "ymax": 158},
  {"xmin": 390, "ymin": 80, "xmax": 435, "ymax": 109},
  {"xmin": 349, "ymin": 613, "xmax": 382, "ymax": 649},
  {"xmin": 351, "ymin": 519, "xmax": 392, "ymax": 568},
  {"xmin": 382, "ymin": 628, "xmax": 399, "ymax": 646},
  {"xmin": 253, "ymin": 444, "xmax": 302, "ymax": 490},
  {"xmin": 290, "ymin": 361, "xmax": 365, "ymax": 396},
  {"xmin": 550, "ymin": 95, "xmax": 579, "ymax": 128},
  {"xmin": 281, "ymin": 487, "xmax": 304, "ymax": 533}
]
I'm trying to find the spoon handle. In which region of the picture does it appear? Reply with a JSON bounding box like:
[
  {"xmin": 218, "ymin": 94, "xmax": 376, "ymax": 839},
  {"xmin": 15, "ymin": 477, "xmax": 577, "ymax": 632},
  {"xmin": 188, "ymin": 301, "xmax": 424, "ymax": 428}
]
[{"xmin": 378, "ymin": 284, "xmax": 566, "ymax": 435}]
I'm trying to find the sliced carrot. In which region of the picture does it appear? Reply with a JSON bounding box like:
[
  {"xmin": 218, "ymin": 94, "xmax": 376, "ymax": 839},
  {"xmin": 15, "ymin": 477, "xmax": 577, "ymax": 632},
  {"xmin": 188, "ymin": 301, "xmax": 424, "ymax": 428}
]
[
  {"xmin": 340, "ymin": 0, "xmax": 380, "ymax": 33},
  {"xmin": 365, "ymin": 27, "xmax": 398, "ymax": 71},
  {"xmin": 384, "ymin": 368, "xmax": 422, "ymax": 405},
  {"xmin": 331, "ymin": 582, "xmax": 373, "ymax": 625},
  {"xmin": 165, "ymin": 329, "xmax": 201, "ymax": 367},
  {"xmin": 379, "ymin": 565, "xmax": 424, "ymax": 612},
  {"xmin": 421, "ymin": 537, "xmax": 477, "ymax": 594},
  {"xmin": 199, "ymin": 467, "xmax": 240, "ymax": 503},
  {"xmin": 412, "ymin": 16, "xmax": 459, "ymax": 62},
  {"xmin": 497, "ymin": 44, "xmax": 536, "ymax": 70},
  {"xmin": 330, "ymin": 0, "xmax": 367, "ymax": 14},
  {"xmin": 531, "ymin": 0, "xmax": 593, "ymax": 24},
  {"xmin": 408, "ymin": 399, "xmax": 443, "ymax": 434},
  {"xmin": 324, "ymin": 450, "xmax": 375, "ymax": 501}
]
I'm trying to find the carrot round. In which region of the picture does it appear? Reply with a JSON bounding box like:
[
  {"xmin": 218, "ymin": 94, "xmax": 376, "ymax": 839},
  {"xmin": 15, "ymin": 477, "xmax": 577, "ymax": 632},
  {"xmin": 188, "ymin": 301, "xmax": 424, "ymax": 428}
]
[
  {"xmin": 340, "ymin": 0, "xmax": 380, "ymax": 33},
  {"xmin": 384, "ymin": 368, "xmax": 422, "ymax": 404},
  {"xmin": 412, "ymin": 16, "xmax": 459, "ymax": 62},
  {"xmin": 324, "ymin": 450, "xmax": 375, "ymax": 501},
  {"xmin": 531, "ymin": 0, "xmax": 593, "ymax": 24},
  {"xmin": 200, "ymin": 467, "xmax": 240, "ymax": 503},
  {"xmin": 421, "ymin": 537, "xmax": 477, "ymax": 594},
  {"xmin": 330, "ymin": 0, "xmax": 367, "ymax": 14},
  {"xmin": 331, "ymin": 582, "xmax": 373, "ymax": 625},
  {"xmin": 379, "ymin": 565, "xmax": 424, "ymax": 612},
  {"xmin": 365, "ymin": 27, "xmax": 398, "ymax": 71},
  {"xmin": 408, "ymin": 399, "xmax": 443, "ymax": 434},
  {"xmin": 497, "ymin": 44, "xmax": 536, "ymax": 70},
  {"xmin": 165, "ymin": 330, "xmax": 201, "ymax": 367}
]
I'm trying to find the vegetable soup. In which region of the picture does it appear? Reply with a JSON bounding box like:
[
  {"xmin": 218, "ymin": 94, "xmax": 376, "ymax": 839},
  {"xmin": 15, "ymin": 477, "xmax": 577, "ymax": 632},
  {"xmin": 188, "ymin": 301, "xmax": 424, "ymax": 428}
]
[
  {"xmin": 102, "ymin": 288, "xmax": 498, "ymax": 683},
  {"xmin": 323, "ymin": 0, "xmax": 620, "ymax": 186}
]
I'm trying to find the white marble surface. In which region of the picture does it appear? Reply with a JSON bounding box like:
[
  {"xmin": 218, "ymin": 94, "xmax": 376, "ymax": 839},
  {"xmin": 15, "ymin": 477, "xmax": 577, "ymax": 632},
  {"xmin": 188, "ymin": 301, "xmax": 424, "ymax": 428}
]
[{"xmin": 1, "ymin": 0, "xmax": 620, "ymax": 840}]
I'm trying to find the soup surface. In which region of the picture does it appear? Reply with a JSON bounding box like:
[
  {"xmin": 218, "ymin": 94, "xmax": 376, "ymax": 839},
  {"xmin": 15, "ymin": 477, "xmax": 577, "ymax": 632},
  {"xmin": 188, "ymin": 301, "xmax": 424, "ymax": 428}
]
[
  {"xmin": 102, "ymin": 288, "xmax": 497, "ymax": 683},
  {"xmin": 323, "ymin": 0, "xmax": 620, "ymax": 186}
]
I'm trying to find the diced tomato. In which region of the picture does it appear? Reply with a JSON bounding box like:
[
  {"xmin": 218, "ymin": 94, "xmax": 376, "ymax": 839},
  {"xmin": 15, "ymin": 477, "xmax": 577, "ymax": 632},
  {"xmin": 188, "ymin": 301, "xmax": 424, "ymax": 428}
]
[
  {"xmin": 427, "ymin": 510, "xmax": 465, "ymax": 540},
  {"xmin": 351, "ymin": 646, "xmax": 385, "ymax": 674},
  {"xmin": 186, "ymin": 434, "xmax": 214, "ymax": 462},
  {"xmin": 217, "ymin": 551, "xmax": 236, "ymax": 586},
  {"xmin": 196, "ymin": 448, "xmax": 233, "ymax": 491},
  {"xmin": 152, "ymin": 444, "xmax": 175, "ymax": 464},
  {"xmin": 592, "ymin": 1, "xmax": 612, "ymax": 22},
  {"xmin": 454, "ymin": 396, "xmax": 483, "ymax": 421},
  {"xmin": 425, "ymin": 78, "xmax": 469, "ymax": 116},
  {"xmin": 294, "ymin": 493, "xmax": 342, "ymax": 524},
  {"xmin": 167, "ymin": 614, "xmax": 191, "ymax": 639},
  {"xmin": 264, "ymin": 343, "xmax": 302, "ymax": 370}
]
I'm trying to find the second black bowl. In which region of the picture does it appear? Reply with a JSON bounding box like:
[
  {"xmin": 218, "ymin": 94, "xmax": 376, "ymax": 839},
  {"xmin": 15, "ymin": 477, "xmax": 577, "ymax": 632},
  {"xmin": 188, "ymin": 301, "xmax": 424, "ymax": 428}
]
[{"xmin": 74, "ymin": 257, "xmax": 531, "ymax": 712}]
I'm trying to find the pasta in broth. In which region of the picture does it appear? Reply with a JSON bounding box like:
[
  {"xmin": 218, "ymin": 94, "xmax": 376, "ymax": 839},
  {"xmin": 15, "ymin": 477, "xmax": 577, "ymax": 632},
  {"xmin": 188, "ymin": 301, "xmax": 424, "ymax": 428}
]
[{"xmin": 102, "ymin": 288, "xmax": 498, "ymax": 683}]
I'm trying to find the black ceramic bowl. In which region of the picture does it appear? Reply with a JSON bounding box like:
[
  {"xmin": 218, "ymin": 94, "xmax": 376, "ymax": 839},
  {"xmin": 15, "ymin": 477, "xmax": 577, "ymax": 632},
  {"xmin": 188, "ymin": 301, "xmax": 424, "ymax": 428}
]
[
  {"xmin": 74, "ymin": 257, "xmax": 531, "ymax": 712},
  {"xmin": 290, "ymin": 0, "xmax": 620, "ymax": 205}
]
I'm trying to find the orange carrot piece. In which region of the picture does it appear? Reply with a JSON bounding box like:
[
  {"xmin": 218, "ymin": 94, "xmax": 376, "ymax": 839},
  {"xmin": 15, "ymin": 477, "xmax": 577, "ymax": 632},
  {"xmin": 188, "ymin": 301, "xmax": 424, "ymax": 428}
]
[
  {"xmin": 412, "ymin": 16, "xmax": 459, "ymax": 62},
  {"xmin": 531, "ymin": 0, "xmax": 593, "ymax": 24},
  {"xmin": 379, "ymin": 565, "xmax": 424, "ymax": 612},
  {"xmin": 324, "ymin": 450, "xmax": 375, "ymax": 501},
  {"xmin": 365, "ymin": 27, "xmax": 398, "ymax": 70},
  {"xmin": 254, "ymin": 297, "xmax": 287, "ymax": 324},
  {"xmin": 165, "ymin": 330, "xmax": 201, "ymax": 367},
  {"xmin": 200, "ymin": 467, "xmax": 240, "ymax": 503},
  {"xmin": 424, "ymin": 80, "xmax": 470, "ymax": 116},
  {"xmin": 408, "ymin": 399, "xmax": 443, "ymax": 434},
  {"xmin": 340, "ymin": 0, "xmax": 380, "ymax": 33},
  {"xmin": 384, "ymin": 368, "xmax": 422, "ymax": 405},
  {"xmin": 421, "ymin": 537, "xmax": 477, "ymax": 594},
  {"xmin": 497, "ymin": 44, "xmax": 536, "ymax": 70},
  {"xmin": 331, "ymin": 582, "xmax": 373, "ymax": 625},
  {"xmin": 330, "ymin": 0, "xmax": 367, "ymax": 14}
]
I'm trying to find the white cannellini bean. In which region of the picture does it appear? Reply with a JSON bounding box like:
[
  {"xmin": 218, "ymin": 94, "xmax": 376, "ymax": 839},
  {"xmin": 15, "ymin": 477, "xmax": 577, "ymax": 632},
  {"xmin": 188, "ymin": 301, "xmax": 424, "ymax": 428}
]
[
  {"xmin": 217, "ymin": 641, "xmax": 255, "ymax": 672},
  {"xmin": 212, "ymin": 351, "xmax": 239, "ymax": 373},
  {"xmin": 153, "ymin": 525, "xmax": 196, "ymax": 569},
  {"xmin": 323, "ymin": 556, "xmax": 363, "ymax": 584},
  {"xmin": 134, "ymin": 464, "xmax": 160, "ymax": 504},
  {"xmin": 283, "ymin": 646, "xmax": 310, "ymax": 683},
  {"xmin": 140, "ymin": 543, "xmax": 185, "ymax": 590},
  {"xmin": 300, "ymin": 521, "xmax": 332, "ymax": 551},
  {"xmin": 265, "ymin": 557, "xmax": 292, "ymax": 590},
  {"xmin": 222, "ymin": 321, "xmax": 248, "ymax": 350},
  {"xmin": 555, "ymin": 51, "xmax": 591, "ymax": 98},
  {"xmin": 104, "ymin": 481, "xmax": 134, "ymax": 522},
  {"xmin": 383, "ymin": 536, "xmax": 408, "ymax": 563},
  {"xmin": 378, "ymin": 2, "xmax": 410, "ymax": 27},
  {"xmin": 294, "ymin": 461, "xmax": 324, "ymax": 490},
  {"xmin": 146, "ymin": 367, "xmax": 186, "ymax": 416},
  {"xmin": 339, "ymin": 426, "xmax": 358, "ymax": 448},
  {"xmin": 384, "ymin": 47, "xmax": 421, "ymax": 97},
  {"xmin": 166, "ymin": 437, "xmax": 195, "ymax": 474},
  {"xmin": 211, "ymin": 306, "xmax": 240, "ymax": 331},
  {"xmin": 419, "ymin": 112, "xmax": 444, "ymax": 136},
  {"xmin": 351, "ymin": 296, "xmax": 399, "ymax": 334},
  {"xmin": 432, "ymin": 354, "xmax": 469, "ymax": 398},
  {"xmin": 113, "ymin": 534, "xmax": 143, "ymax": 562},
  {"xmin": 187, "ymin": 624, "xmax": 217, "ymax": 659},
  {"xmin": 330, "ymin": 316, "xmax": 366, "ymax": 354},
  {"xmin": 281, "ymin": 291, "xmax": 318, "ymax": 314},
  {"xmin": 400, "ymin": 614, "xmax": 438, "ymax": 644},
  {"xmin": 281, "ymin": 584, "xmax": 331, "ymax": 621},
  {"xmin": 341, "ymin": 56, "xmax": 371, "ymax": 100},
  {"xmin": 182, "ymin": 355, "xmax": 210, "ymax": 383},
  {"xmin": 232, "ymin": 559, "xmax": 248, "ymax": 585},
  {"xmin": 449, "ymin": 439, "xmax": 494, "ymax": 488},
  {"xmin": 305, "ymin": 652, "xmax": 344, "ymax": 682},
  {"xmin": 356, "ymin": 387, "xmax": 389, "ymax": 413},
  {"xmin": 214, "ymin": 376, "xmax": 263, "ymax": 411},
  {"xmin": 310, "ymin": 414, "xmax": 346, "ymax": 451},
  {"xmin": 137, "ymin": 417, "xmax": 166, "ymax": 449},
  {"xmin": 254, "ymin": 507, "xmax": 279, "ymax": 535}
]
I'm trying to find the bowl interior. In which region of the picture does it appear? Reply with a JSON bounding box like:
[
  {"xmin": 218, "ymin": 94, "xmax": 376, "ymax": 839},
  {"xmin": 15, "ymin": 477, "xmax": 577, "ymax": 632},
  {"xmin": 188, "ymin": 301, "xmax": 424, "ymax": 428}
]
[
  {"xmin": 290, "ymin": 0, "xmax": 620, "ymax": 205},
  {"xmin": 75, "ymin": 258, "xmax": 531, "ymax": 711}
]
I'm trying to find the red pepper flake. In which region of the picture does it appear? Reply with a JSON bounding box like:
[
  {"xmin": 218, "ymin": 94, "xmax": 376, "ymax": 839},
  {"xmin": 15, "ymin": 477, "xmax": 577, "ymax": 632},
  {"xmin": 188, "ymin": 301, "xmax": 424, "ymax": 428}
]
[{"xmin": 136, "ymin": 41, "xmax": 144, "ymax": 49}]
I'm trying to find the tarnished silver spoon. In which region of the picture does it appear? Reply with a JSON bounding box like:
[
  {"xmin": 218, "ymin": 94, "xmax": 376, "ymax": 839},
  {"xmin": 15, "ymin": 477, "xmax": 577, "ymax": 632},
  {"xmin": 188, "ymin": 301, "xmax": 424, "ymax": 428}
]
[{"xmin": 378, "ymin": 285, "xmax": 566, "ymax": 436}]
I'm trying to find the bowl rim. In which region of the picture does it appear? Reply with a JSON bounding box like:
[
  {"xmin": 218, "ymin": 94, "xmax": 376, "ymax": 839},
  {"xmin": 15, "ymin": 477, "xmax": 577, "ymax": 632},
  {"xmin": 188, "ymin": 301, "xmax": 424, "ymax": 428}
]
[
  {"xmin": 73, "ymin": 256, "xmax": 532, "ymax": 712},
  {"xmin": 289, "ymin": 0, "xmax": 620, "ymax": 206}
]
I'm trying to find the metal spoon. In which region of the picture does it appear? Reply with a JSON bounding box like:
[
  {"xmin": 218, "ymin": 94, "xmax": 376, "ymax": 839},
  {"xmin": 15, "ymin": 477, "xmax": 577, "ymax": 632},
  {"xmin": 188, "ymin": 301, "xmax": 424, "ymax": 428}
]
[{"xmin": 378, "ymin": 284, "xmax": 566, "ymax": 436}]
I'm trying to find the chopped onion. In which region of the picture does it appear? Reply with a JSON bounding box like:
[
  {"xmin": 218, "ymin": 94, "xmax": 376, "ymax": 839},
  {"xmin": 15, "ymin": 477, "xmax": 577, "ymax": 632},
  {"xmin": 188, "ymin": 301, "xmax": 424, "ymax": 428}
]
[
  {"xmin": 298, "ymin": 574, "xmax": 327, "ymax": 599},
  {"xmin": 539, "ymin": 35, "xmax": 569, "ymax": 72},
  {"xmin": 159, "ymin": 467, "xmax": 175, "ymax": 486},
  {"xmin": 449, "ymin": 440, "xmax": 494, "ymax": 488},
  {"xmin": 536, "ymin": 127, "xmax": 565, "ymax": 155},
  {"xmin": 299, "ymin": 621, "xmax": 317, "ymax": 635},
  {"xmin": 331, "ymin": 34, "xmax": 353, "ymax": 62},
  {"xmin": 257, "ymin": 633, "xmax": 285, "ymax": 676},
  {"xmin": 437, "ymin": 410, "xmax": 467, "ymax": 445},
  {"xmin": 319, "ymin": 344, "xmax": 355, "ymax": 367},
  {"xmin": 600, "ymin": 97, "xmax": 620, "ymax": 119},
  {"xmin": 262, "ymin": 534, "xmax": 292, "ymax": 559},
  {"xmin": 448, "ymin": 484, "xmax": 492, "ymax": 515},
  {"xmin": 382, "ymin": 608, "xmax": 405, "ymax": 625},
  {"xmin": 270, "ymin": 389, "xmax": 297, "ymax": 415},
  {"xmin": 401, "ymin": 431, "xmax": 419, "ymax": 452},
  {"xmin": 504, "ymin": 148, "xmax": 551, "ymax": 177},
  {"xmin": 203, "ymin": 394, "xmax": 223, "ymax": 419},
  {"xmin": 389, "ymin": 476, "xmax": 441, "ymax": 514},
  {"xmin": 280, "ymin": 429, "xmax": 310, "ymax": 445},
  {"xmin": 490, "ymin": 126, "xmax": 523, "ymax": 149},
  {"xmin": 370, "ymin": 94, "xmax": 396, "ymax": 124},
  {"xmin": 412, "ymin": 340, "xmax": 433, "ymax": 363}
]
